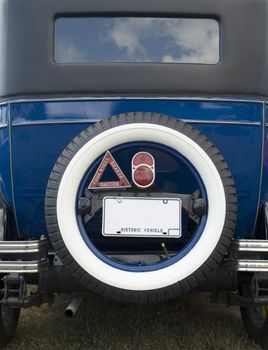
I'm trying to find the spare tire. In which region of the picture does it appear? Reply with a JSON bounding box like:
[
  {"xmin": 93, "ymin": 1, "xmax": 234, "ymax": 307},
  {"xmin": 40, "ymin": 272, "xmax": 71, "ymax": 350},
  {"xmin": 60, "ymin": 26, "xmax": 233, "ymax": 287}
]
[{"xmin": 45, "ymin": 112, "xmax": 237, "ymax": 302}]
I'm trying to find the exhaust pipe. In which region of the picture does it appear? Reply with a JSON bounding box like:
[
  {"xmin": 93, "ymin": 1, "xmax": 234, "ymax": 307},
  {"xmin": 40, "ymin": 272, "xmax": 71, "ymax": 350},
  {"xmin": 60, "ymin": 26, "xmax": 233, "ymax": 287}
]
[{"xmin": 65, "ymin": 296, "xmax": 83, "ymax": 318}]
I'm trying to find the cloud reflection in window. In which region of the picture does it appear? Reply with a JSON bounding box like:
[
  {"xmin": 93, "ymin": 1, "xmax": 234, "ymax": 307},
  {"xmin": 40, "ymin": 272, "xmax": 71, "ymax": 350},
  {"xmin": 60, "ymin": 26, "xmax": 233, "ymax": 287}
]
[{"xmin": 55, "ymin": 17, "xmax": 219, "ymax": 64}]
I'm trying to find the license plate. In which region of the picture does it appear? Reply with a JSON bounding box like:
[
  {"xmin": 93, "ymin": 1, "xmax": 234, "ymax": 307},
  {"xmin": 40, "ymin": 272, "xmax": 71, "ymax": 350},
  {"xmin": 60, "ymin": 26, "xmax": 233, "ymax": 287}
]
[{"xmin": 102, "ymin": 197, "xmax": 182, "ymax": 238}]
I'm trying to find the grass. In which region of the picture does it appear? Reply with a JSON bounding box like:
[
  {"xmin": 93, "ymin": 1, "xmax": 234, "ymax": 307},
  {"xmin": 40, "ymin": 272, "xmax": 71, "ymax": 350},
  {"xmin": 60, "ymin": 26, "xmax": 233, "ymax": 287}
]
[{"xmin": 5, "ymin": 292, "xmax": 261, "ymax": 350}]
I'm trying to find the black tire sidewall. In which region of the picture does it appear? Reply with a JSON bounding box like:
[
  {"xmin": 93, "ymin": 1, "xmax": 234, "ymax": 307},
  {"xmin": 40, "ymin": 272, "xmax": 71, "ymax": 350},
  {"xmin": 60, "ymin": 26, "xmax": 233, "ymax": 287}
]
[{"xmin": 0, "ymin": 284, "xmax": 20, "ymax": 348}]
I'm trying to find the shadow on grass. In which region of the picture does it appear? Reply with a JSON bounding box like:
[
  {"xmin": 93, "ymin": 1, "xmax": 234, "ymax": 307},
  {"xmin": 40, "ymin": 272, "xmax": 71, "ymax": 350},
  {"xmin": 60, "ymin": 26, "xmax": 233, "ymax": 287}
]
[{"xmin": 6, "ymin": 293, "xmax": 260, "ymax": 350}]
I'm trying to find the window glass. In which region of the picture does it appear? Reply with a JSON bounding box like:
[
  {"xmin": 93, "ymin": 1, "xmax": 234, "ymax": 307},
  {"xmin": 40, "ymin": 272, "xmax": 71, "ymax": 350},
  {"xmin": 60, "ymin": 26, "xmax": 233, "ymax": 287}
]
[{"xmin": 55, "ymin": 17, "xmax": 219, "ymax": 64}]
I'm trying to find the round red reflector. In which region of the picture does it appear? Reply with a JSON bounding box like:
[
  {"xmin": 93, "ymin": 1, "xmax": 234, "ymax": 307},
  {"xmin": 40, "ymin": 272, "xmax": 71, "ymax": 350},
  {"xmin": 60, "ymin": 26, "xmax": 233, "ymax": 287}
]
[
  {"xmin": 133, "ymin": 165, "xmax": 154, "ymax": 187},
  {"xmin": 132, "ymin": 152, "xmax": 154, "ymax": 166}
]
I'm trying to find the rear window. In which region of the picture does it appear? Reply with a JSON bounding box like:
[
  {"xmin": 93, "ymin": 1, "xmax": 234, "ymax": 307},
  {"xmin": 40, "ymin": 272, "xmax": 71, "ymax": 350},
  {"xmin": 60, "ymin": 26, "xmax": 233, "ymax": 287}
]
[{"xmin": 54, "ymin": 17, "xmax": 219, "ymax": 64}]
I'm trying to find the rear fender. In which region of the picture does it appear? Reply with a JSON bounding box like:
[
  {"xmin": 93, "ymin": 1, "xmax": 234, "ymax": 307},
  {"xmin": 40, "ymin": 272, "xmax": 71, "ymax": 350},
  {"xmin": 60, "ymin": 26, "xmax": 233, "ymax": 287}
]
[{"xmin": 0, "ymin": 193, "xmax": 18, "ymax": 241}]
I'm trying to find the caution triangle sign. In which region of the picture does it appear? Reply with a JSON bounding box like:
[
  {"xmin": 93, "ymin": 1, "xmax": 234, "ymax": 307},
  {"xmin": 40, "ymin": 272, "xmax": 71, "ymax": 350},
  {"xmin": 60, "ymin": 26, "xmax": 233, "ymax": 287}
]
[{"xmin": 88, "ymin": 151, "xmax": 131, "ymax": 189}]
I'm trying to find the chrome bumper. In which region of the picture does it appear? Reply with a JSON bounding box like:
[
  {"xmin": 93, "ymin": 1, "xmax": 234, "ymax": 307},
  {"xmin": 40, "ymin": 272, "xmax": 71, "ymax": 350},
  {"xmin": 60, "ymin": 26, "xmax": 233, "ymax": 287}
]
[
  {"xmin": 0, "ymin": 238, "xmax": 48, "ymax": 274},
  {"xmin": 233, "ymin": 239, "xmax": 268, "ymax": 252},
  {"xmin": 236, "ymin": 260, "xmax": 268, "ymax": 272},
  {"xmin": 0, "ymin": 259, "xmax": 47, "ymax": 273},
  {"xmin": 0, "ymin": 238, "xmax": 268, "ymax": 274},
  {"xmin": 232, "ymin": 239, "xmax": 268, "ymax": 272},
  {"xmin": 0, "ymin": 239, "xmax": 48, "ymax": 254}
]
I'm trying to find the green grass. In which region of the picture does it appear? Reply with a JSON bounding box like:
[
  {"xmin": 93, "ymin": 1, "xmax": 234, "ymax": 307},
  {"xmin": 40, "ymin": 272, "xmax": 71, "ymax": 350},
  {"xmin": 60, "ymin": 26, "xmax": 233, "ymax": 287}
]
[{"xmin": 6, "ymin": 293, "xmax": 260, "ymax": 350}]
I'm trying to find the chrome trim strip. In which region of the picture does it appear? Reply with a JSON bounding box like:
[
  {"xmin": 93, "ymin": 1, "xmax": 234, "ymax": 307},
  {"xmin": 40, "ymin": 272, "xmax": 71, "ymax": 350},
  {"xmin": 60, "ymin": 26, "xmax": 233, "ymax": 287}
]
[
  {"xmin": 183, "ymin": 120, "xmax": 261, "ymax": 126},
  {"xmin": 0, "ymin": 96, "xmax": 265, "ymax": 105},
  {"xmin": 0, "ymin": 259, "xmax": 47, "ymax": 273},
  {"xmin": 0, "ymin": 239, "xmax": 48, "ymax": 254},
  {"xmin": 236, "ymin": 260, "xmax": 268, "ymax": 272},
  {"xmin": 11, "ymin": 119, "xmax": 262, "ymax": 127},
  {"xmin": 12, "ymin": 119, "xmax": 100, "ymax": 127},
  {"xmin": 234, "ymin": 239, "xmax": 268, "ymax": 252},
  {"xmin": 0, "ymin": 123, "xmax": 7, "ymax": 129}
]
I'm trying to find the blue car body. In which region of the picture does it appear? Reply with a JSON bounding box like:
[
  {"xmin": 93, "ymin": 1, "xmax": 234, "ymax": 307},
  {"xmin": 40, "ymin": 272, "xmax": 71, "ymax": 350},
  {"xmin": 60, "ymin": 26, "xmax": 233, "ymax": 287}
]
[
  {"xmin": 0, "ymin": 98, "xmax": 264, "ymax": 240},
  {"xmin": 1, "ymin": 0, "xmax": 268, "ymax": 347}
]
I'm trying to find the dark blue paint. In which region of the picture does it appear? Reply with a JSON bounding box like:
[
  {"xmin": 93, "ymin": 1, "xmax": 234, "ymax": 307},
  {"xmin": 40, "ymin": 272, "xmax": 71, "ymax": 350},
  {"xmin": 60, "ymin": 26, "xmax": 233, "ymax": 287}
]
[
  {"xmin": 258, "ymin": 103, "xmax": 268, "ymax": 234},
  {"xmin": 11, "ymin": 100, "xmax": 261, "ymax": 124},
  {"xmin": 195, "ymin": 123, "xmax": 262, "ymax": 239},
  {"xmin": 10, "ymin": 123, "xmax": 93, "ymax": 237},
  {"xmin": 0, "ymin": 105, "xmax": 13, "ymax": 208},
  {"xmin": 0, "ymin": 99, "xmax": 263, "ymax": 239}
]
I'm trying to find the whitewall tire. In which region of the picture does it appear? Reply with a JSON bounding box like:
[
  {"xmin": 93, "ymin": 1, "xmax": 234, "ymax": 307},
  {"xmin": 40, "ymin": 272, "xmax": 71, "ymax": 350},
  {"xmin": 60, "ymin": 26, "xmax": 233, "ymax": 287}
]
[{"xmin": 45, "ymin": 112, "xmax": 237, "ymax": 302}]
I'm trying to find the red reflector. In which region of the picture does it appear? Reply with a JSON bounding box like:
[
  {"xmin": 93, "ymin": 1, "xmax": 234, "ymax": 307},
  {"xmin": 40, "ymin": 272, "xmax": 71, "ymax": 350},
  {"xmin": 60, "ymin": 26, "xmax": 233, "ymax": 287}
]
[
  {"xmin": 132, "ymin": 152, "xmax": 154, "ymax": 166},
  {"xmin": 133, "ymin": 166, "xmax": 154, "ymax": 187},
  {"xmin": 88, "ymin": 151, "xmax": 131, "ymax": 189},
  {"xmin": 132, "ymin": 152, "xmax": 155, "ymax": 188}
]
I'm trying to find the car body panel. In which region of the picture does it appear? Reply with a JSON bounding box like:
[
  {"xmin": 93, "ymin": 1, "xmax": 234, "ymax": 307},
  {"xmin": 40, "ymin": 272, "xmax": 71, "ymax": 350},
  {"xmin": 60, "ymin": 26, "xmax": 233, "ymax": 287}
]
[{"xmin": 0, "ymin": 98, "xmax": 262, "ymax": 239}]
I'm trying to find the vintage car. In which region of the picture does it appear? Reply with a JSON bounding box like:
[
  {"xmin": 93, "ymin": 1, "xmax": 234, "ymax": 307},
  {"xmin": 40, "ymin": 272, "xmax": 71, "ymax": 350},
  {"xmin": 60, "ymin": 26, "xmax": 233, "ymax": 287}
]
[{"xmin": 1, "ymin": 0, "xmax": 268, "ymax": 348}]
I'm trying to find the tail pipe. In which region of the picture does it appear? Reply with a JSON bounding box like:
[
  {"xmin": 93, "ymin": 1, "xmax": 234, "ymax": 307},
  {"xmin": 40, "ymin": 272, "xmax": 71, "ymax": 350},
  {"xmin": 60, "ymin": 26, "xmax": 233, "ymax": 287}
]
[{"xmin": 65, "ymin": 296, "xmax": 83, "ymax": 318}]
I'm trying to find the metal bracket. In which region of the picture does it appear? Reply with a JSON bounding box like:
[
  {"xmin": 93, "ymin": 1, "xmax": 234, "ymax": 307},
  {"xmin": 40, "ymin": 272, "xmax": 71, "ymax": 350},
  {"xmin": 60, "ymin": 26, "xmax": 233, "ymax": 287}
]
[
  {"xmin": 251, "ymin": 272, "xmax": 268, "ymax": 304},
  {"xmin": 211, "ymin": 272, "xmax": 268, "ymax": 307},
  {"xmin": 211, "ymin": 292, "xmax": 268, "ymax": 308},
  {"xmin": 1, "ymin": 273, "xmax": 27, "ymax": 307},
  {"xmin": 78, "ymin": 189, "xmax": 206, "ymax": 225}
]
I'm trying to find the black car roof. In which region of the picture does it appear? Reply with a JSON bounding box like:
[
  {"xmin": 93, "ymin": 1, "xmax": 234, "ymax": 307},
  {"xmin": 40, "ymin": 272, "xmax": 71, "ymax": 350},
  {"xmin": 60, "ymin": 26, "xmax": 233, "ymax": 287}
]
[{"xmin": 0, "ymin": 0, "xmax": 267, "ymax": 99}]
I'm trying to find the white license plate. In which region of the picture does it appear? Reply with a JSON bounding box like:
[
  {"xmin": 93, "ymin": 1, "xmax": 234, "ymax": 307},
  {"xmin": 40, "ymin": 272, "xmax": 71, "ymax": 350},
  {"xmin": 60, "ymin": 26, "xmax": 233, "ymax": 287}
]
[{"xmin": 102, "ymin": 197, "xmax": 182, "ymax": 238}]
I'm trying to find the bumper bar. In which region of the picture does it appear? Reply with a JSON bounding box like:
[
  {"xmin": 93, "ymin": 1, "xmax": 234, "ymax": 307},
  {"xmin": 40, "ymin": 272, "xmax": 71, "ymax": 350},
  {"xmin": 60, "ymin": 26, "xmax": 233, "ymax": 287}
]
[
  {"xmin": 232, "ymin": 239, "xmax": 268, "ymax": 272},
  {"xmin": 233, "ymin": 239, "xmax": 268, "ymax": 252},
  {"xmin": 235, "ymin": 260, "xmax": 268, "ymax": 272},
  {"xmin": 0, "ymin": 239, "xmax": 48, "ymax": 254},
  {"xmin": 1, "ymin": 238, "xmax": 268, "ymax": 273},
  {"xmin": 0, "ymin": 239, "xmax": 48, "ymax": 273},
  {"xmin": 0, "ymin": 259, "xmax": 47, "ymax": 273}
]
